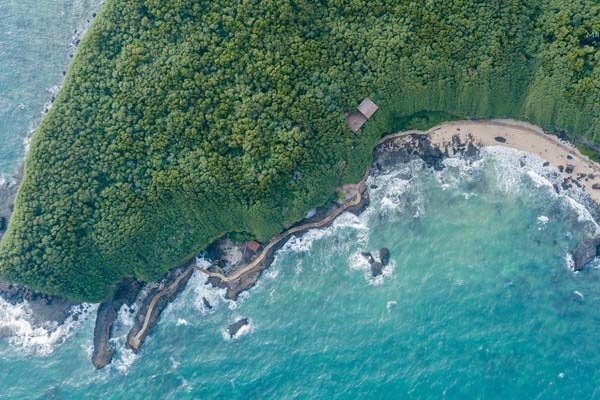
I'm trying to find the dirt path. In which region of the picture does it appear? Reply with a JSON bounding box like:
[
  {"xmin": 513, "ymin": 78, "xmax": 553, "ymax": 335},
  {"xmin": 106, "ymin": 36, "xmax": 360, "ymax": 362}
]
[
  {"xmin": 198, "ymin": 118, "xmax": 600, "ymax": 285},
  {"xmin": 197, "ymin": 169, "xmax": 370, "ymax": 282}
]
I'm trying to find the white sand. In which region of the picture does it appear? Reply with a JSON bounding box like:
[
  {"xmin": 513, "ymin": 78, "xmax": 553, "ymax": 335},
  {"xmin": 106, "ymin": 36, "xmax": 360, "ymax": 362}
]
[{"xmin": 387, "ymin": 119, "xmax": 600, "ymax": 205}]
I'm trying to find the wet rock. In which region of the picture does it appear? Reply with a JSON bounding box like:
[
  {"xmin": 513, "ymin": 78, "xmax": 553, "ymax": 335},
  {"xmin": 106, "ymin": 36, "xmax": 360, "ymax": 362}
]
[
  {"xmin": 0, "ymin": 216, "xmax": 6, "ymax": 231},
  {"xmin": 464, "ymin": 142, "xmax": 479, "ymax": 160},
  {"xmin": 571, "ymin": 235, "xmax": 600, "ymax": 271},
  {"xmin": 371, "ymin": 261, "xmax": 384, "ymax": 277},
  {"xmin": 202, "ymin": 297, "xmax": 213, "ymax": 310},
  {"xmin": 379, "ymin": 248, "xmax": 390, "ymax": 266},
  {"xmin": 361, "ymin": 252, "xmax": 375, "ymax": 264},
  {"xmin": 593, "ymin": 183, "xmax": 600, "ymax": 190},
  {"xmin": 227, "ymin": 318, "xmax": 249, "ymax": 338},
  {"xmin": 558, "ymin": 165, "xmax": 564, "ymax": 173},
  {"xmin": 494, "ymin": 136, "xmax": 507, "ymax": 143},
  {"xmin": 92, "ymin": 279, "xmax": 143, "ymax": 369},
  {"xmin": 565, "ymin": 165, "xmax": 575, "ymax": 174},
  {"xmin": 553, "ymin": 184, "xmax": 560, "ymax": 194},
  {"xmin": 0, "ymin": 282, "xmax": 76, "ymax": 326},
  {"xmin": 543, "ymin": 161, "xmax": 550, "ymax": 167},
  {"xmin": 567, "ymin": 155, "xmax": 573, "ymax": 160}
]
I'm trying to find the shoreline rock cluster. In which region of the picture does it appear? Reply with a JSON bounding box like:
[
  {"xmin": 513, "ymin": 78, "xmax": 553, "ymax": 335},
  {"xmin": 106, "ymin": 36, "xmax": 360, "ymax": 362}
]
[{"xmin": 4, "ymin": 129, "xmax": 600, "ymax": 369}]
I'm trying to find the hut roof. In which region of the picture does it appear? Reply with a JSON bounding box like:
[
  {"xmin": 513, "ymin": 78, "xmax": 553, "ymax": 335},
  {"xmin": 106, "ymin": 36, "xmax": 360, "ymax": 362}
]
[
  {"xmin": 357, "ymin": 98, "xmax": 379, "ymax": 119},
  {"xmin": 346, "ymin": 111, "xmax": 368, "ymax": 133},
  {"xmin": 247, "ymin": 240, "xmax": 261, "ymax": 253}
]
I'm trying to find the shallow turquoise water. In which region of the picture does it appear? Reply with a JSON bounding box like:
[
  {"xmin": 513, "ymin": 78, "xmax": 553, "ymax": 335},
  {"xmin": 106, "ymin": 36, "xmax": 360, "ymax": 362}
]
[
  {"xmin": 2, "ymin": 4, "xmax": 600, "ymax": 397},
  {"xmin": 2, "ymin": 148, "xmax": 600, "ymax": 399},
  {"xmin": 0, "ymin": 0, "xmax": 101, "ymax": 179}
]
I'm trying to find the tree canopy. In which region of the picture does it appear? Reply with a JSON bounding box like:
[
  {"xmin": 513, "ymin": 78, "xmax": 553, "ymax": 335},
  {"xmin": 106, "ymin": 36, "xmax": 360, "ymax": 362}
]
[{"xmin": 1, "ymin": 0, "xmax": 600, "ymax": 301}]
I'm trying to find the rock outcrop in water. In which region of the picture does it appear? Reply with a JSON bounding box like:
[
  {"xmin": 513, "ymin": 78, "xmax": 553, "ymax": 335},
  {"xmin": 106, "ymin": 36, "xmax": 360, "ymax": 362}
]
[
  {"xmin": 379, "ymin": 248, "xmax": 390, "ymax": 266},
  {"xmin": 571, "ymin": 235, "xmax": 600, "ymax": 271},
  {"xmin": 227, "ymin": 318, "xmax": 249, "ymax": 338},
  {"xmin": 92, "ymin": 279, "xmax": 143, "ymax": 369}
]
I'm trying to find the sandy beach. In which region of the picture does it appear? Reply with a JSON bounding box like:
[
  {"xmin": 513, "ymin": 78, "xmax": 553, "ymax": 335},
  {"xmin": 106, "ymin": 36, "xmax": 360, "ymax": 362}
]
[{"xmin": 418, "ymin": 119, "xmax": 600, "ymax": 205}]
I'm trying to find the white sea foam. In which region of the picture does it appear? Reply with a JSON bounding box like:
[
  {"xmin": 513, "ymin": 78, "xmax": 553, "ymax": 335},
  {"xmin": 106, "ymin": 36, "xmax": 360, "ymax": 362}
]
[
  {"xmin": 281, "ymin": 211, "xmax": 369, "ymax": 254},
  {"xmin": 347, "ymin": 251, "xmax": 395, "ymax": 285},
  {"xmin": 0, "ymin": 300, "xmax": 96, "ymax": 356},
  {"xmin": 565, "ymin": 253, "xmax": 575, "ymax": 271},
  {"xmin": 176, "ymin": 318, "xmax": 190, "ymax": 327},
  {"xmin": 537, "ymin": 215, "xmax": 549, "ymax": 224},
  {"xmin": 386, "ymin": 300, "xmax": 397, "ymax": 312}
]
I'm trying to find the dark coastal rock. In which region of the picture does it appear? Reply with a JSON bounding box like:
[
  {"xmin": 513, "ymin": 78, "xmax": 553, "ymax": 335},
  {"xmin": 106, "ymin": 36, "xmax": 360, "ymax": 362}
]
[
  {"xmin": 543, "ymin": 161, "xmax": 550, "ymax": 167},
  {"xmin": 379, "ymin": 248, "xmax": 390, "ymax": 266},
  {"xmin": 361, "ymin": 252, "xmax": 375, "ymax": 264},
  {"xmin": 202, "ymin": 297, "xmax": 213, "ymax": 310},
  {"xmin": 371, "ymin": 262, "xmax": 384, "ymax": 277},
  {"xmin": 565, "ymin": 164, "xmax": 575, "ymax": 174},
  {"xmin": 494, "ymin": 136, "xmax": 507, "ymax": 143},
  {"xmin": 126, "ymin": 261, "xmax": 195, "ymax": 353},
  {"xmin": 553, "ymin": 183, "xmax": 561, "ymax": 194},
  {"xmin": 0, "ymin": 281, "xmax": 77, "ymax": 326},
  {"xmin": 227, "ymin": 318, "xmax": 249, "ymax": 338},
  {"xmin": 558, "ymin": 165, "xmax": 564, "ymax": 172},
  {"xmin": 92, "ymin": 279, "xmax": 143, "ymax": 369},
  {"xmin": 571, "ymin": 235, "xmax": 600, "ymax": 271},
  {"xmin": 0, "ymin": 216, "xmax": 6, "ymax": 232},
  {"xmin": 593, "ymin": 183, "xmax": 600, "ymax": 190},
  {"xmin": 567, "ymin": 155, "xmax": 573, "ymax": 160},
  {"xmin": 464, "ymin": 142, "xmax": 480, "ymax": 161}
]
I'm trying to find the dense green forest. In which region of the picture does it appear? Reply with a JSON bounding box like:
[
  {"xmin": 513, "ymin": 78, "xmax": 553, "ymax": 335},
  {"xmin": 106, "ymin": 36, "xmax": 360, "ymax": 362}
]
[{"xmin": 1, "ymin": 0, "xmax": 600, "ymax": 301}]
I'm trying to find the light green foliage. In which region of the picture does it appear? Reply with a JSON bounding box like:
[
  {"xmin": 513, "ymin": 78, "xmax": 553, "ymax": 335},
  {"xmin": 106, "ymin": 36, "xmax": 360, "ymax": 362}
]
[{"xmin": 2, "ymin": 0, "xmax": 600, "ymax": 301}]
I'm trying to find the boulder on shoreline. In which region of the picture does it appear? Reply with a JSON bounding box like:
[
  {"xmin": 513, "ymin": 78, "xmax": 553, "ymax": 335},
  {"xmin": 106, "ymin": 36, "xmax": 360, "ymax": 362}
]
[
  {"xmin": 0, "ymin": 281, "xmax": 77, "ymax": 327},
  {"xmin": 571, "ymin": 235, "xmax": 600, "ymax": 271},
  {"xmin": 92, "ymin": 279, "xmax": 143, "ymax": 369}
]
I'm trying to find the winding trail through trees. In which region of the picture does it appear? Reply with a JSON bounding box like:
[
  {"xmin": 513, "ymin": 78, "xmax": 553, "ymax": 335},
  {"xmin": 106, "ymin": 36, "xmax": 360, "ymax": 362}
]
[
  {"xmin": 197, "ymin": 118, "xmax": 600, "ymax": 284},
  {"xmin": 196, "ymin": 169, "xmax": 370, "ymax": 282},
  {"xmin": 129, "ymin": 119, "xmax": 600, "ymax": 351},
  {"xmin": 128, "ymin": 264, "xmax": 195, "ymax": 351}
]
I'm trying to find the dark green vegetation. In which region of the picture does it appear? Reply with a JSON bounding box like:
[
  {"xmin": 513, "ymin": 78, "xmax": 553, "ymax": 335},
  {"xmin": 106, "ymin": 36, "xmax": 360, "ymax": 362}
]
[{"xmin": 2, "ymin": 0, "xmax": 600, "ymax": 301}]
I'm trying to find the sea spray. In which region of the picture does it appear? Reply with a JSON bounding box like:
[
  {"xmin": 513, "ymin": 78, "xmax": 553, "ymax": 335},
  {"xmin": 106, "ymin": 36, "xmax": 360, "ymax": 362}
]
[{"xmin": 0, "ymin": 299, "xmax": 95, "ymax": 356}]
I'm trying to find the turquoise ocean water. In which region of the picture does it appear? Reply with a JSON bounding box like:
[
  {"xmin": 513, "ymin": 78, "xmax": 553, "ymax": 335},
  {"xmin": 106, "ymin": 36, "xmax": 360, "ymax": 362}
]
[
  {"xmin": 0, "ymin": 0, "xmax": 101, "ymax": 180},
  {"xmin": 2, "ymin": 146, "xmax": 600, "ymax": 399},
  {"xmin": 3, "ymin": 3, "xmax": 600, "ymax": 399}
]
